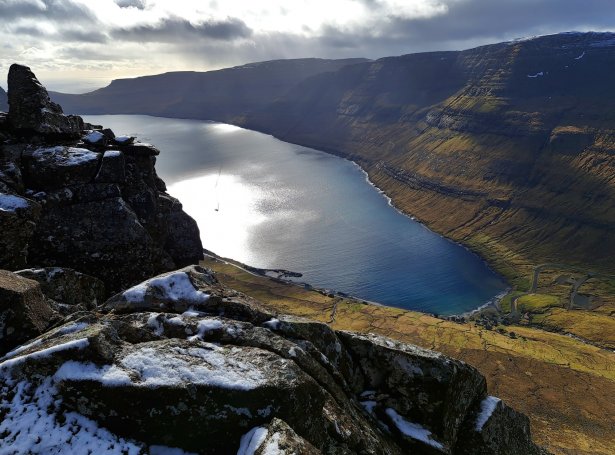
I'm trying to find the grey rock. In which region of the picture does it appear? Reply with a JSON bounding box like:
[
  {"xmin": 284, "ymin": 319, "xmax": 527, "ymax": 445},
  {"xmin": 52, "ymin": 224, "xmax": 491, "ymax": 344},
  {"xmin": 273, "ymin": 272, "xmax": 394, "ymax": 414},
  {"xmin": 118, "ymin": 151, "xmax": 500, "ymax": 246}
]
[
  {"xmin": 0, "ymin": 86, "xmax": 7, "ymax": 112},
  {"xmin": 94, "ymin": 150, "xmax": 125, "ymax": 183},
  {"xmin": 7, "ymin": 64, "xmax": 82, "ymax": 136},
  {"xmin": 28, "ymin": 197, "xmax": 174, "ymax": 294},
  {"xmin": 22, "ymin": 146, "xmax": 101, "ymax": 190},
  {"xmin": 0, "ymin": 193, "xmax": 40, "ymax": 269},
  {"xmin": 0, "ymin": 270, "xmax": 56, "ymax": 355},
  {"xmin": 159, "ymin": 193, "xmax": 204, "ymax": 266},
  {"xmin": 15, "ymin": 267, "xmax": 105, "ymax": 310},
  {"xmin": 455, "ymin": 397, "xmax": 547, "ymax": 455}
]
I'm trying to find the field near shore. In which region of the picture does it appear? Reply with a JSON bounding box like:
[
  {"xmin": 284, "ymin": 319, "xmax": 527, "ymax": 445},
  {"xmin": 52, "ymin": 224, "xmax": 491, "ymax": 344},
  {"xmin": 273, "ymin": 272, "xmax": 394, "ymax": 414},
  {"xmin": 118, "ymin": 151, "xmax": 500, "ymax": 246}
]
[{"xmin": 202, "ymin": 256, "xmax": 615, "ymax": 455}]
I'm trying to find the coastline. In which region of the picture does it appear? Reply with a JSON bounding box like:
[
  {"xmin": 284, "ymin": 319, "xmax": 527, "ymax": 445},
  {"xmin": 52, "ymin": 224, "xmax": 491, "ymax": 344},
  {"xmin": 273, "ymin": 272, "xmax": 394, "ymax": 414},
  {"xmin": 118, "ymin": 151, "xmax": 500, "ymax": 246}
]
[{"xmin": 202, "ymin": 248, "xmax": 508, "ymax": 319}]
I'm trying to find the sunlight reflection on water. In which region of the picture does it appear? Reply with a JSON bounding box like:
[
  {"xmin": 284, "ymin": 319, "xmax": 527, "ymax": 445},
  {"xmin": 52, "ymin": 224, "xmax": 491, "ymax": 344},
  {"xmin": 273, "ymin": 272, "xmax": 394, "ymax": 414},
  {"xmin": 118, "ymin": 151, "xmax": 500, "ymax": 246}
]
[{"xmin": 168, "ymin": 173, "xmax": 268, "ymax": 264}]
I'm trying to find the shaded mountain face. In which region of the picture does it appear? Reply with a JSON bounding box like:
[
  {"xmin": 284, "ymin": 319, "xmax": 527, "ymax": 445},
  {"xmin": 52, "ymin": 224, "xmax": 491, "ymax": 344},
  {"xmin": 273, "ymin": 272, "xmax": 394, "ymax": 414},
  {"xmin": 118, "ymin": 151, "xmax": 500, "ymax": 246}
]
[
  {"xmin": 52, "ymin": 58, "xmax": 368, "ymax": 121},
  {"xmin": 0, "ymin": 86, "xmax": 7, "ymax": 112},
  {"xmin": 51, "ymin": 32, "xmax": 615, "ymax": 283},
  {"xmin": 241, "ymin": 32, "xmax": 615, "ymax": 281}
]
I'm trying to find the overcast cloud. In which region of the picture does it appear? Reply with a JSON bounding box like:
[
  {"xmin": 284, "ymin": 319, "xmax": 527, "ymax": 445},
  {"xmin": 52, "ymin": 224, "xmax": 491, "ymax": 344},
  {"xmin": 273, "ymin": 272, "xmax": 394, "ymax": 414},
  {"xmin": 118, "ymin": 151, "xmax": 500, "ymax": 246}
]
[{"xmin": 0, "ymin": 0, "xmax": 613, "ymax": 92}]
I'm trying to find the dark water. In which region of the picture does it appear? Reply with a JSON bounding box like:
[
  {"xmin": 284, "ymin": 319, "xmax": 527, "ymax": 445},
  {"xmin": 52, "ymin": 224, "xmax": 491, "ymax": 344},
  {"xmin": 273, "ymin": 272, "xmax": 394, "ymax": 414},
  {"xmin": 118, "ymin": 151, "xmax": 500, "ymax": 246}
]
[{"xmin": 85, "ymin": 115, "xmax": 508, "ymax": 315}]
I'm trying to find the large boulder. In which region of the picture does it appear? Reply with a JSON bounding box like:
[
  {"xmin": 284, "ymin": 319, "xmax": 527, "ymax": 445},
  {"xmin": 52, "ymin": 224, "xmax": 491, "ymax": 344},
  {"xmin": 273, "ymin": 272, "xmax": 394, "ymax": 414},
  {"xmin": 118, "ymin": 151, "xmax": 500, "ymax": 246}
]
[
  {"xmin": 0, "ymin": 270, "xmax": 56, "ymax": 355},
  {"xmin": 22, "ymin": 146, "xmax": 101, "ymax": 190},
  {"xmin": 7, "ymin": 64, "xmax": 82, "ymax": 136}
]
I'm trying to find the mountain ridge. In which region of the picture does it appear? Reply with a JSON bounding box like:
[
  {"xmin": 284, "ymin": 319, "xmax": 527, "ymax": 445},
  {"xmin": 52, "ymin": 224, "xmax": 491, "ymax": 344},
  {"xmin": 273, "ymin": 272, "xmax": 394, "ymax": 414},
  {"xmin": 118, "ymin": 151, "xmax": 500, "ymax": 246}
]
[{"xmin": 52, "ymin": 32, "xmax": 615, "ymax": 284}]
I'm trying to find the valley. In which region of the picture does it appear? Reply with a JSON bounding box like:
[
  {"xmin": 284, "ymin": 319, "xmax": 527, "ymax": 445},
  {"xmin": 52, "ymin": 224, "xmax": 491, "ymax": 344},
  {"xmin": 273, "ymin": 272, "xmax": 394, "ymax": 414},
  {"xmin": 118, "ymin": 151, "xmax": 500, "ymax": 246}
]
[{"xmin": 53, "ymin": 32, "xmax": 615, "ymax": 351}]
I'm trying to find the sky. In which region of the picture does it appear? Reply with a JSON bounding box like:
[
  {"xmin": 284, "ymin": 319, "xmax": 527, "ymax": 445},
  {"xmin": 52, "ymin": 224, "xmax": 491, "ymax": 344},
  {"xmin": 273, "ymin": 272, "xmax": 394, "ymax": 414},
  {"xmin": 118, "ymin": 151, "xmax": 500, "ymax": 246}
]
[{"xmin": 1, "ymin": 0, "xmax": 614, "ymax": 93}]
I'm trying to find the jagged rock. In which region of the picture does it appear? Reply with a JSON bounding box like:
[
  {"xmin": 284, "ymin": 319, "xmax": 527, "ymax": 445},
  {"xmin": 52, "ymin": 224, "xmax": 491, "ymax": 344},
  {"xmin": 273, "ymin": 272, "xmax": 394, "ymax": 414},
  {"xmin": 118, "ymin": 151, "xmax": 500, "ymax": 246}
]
[
  {"xmin": 159, "ymin": 193, "xmax": 204, "ymax": 266},
  {"xmin": 0, "ymin": 86, "xmax": 7, "ymax": 112},
  {"xmin": 22, "ymin": 146, "xmax": 101, "ymax": 190},
  {"xmin": 337, "ymin": 331, "xmax": 487, "ymax": 453},
  {"xmin": 7, "ymin": 64, "xmax": 82, "ymax": 136},
  {"xmin": 0, "ymin": 66, "xmax": 203, "ymax": 292},
  {"xmin": 27, "ymin": 197, "xmax": 175, "ymax": 293},
  {"xmin": 0, "ymin": 270, "xmax": 56, "ymax": 355},
  {"xmin": 0, "ymin": 193, "xmax": 40, "ymax": 269},
  {"xmin": 454, "ymin": 397, "xmax": 547, "ymax": 455},
  {"xmin": 239, "ymin": 418, "xmax": 321, "ymax": 454},
  {"xmin": 118, "ymin": 142, "xmax": 160, "ymax": 156},
  {"xmin": 94, "ymin": 150, "xmax": 125, "ymax": 183},
  {"xmin": 15, "ymin": 267, "xmax": 105, "ymax": 310}
]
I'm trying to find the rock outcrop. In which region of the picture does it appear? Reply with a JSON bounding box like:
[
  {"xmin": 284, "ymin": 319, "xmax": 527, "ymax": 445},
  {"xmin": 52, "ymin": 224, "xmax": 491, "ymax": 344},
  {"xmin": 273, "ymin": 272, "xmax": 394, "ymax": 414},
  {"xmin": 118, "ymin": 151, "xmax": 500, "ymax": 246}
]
[
  {"xmin": 0, "ymin": 86, "xmax": 7, "ymax": 112},
  {"xmin": 0, "ymin": 64, "xmax": 203, "ymax": 293},
  {"xmin": 7, "ymin": 64, "xmax": 82, "ymax": 137},
  {"xmin": 0, "ymin": 266, "xmax": 548, "ymax": 454}
]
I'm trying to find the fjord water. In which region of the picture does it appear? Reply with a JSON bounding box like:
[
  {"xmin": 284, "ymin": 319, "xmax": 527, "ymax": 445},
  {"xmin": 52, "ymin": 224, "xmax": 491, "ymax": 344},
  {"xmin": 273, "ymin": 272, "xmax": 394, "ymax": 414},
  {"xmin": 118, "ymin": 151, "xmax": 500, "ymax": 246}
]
[{"xmin": 85, "ymin": 115, "xmax": 507, "ymax": 315}]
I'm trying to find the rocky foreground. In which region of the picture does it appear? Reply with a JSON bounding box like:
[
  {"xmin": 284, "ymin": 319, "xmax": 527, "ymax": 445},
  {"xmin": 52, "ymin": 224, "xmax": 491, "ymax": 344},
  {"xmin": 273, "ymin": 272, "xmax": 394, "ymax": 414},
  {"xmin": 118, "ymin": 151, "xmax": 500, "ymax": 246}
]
[{"xmin": 0, "ymin": 65, "xmax": 547, "ymax": 454}]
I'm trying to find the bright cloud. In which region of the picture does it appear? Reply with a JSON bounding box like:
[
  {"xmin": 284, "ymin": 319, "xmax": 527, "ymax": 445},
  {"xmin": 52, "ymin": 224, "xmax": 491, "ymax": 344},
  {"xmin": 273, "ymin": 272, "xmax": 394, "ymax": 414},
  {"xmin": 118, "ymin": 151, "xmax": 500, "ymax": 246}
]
[{"xmin": 0, "ymin": 0, "xmax": 613, "ymax": 92}]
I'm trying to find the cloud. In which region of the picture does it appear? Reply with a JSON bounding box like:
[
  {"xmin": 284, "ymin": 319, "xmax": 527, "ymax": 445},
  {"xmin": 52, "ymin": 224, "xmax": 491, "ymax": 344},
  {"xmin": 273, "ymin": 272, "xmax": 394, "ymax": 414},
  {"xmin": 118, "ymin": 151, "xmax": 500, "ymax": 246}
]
[
  {"xmin": 2, "ymin": 0, "xmax": 615, "ymax": 92},
  {"xmin": 0, "ymin": 0, "xmax": 96, "ymax": 22},
  {"xmin": 113, "ymin": 17, "xmax": 253, "ymax": 42},
  {"xmin": 115, "ymin": 0, "xmax": 146, "ymax": 9}
]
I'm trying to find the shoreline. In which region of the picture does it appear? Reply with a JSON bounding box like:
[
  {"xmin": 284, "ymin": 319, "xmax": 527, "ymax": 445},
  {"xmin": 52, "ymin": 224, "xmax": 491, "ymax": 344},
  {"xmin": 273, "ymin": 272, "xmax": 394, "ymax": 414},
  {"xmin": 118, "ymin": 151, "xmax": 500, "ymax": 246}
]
[{"xmin": 202, "ymin": 248, "xmax": 505, "ymax": 320}]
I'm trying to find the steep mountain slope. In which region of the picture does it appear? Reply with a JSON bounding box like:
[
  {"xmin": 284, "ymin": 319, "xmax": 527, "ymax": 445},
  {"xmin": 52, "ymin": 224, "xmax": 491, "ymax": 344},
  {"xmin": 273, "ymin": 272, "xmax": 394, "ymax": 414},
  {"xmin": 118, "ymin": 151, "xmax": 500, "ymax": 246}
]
[
  {"xmin": 0, "ymin": 86, "xmax": 7, "ymax": 111},
  {"xmin": 241, "ymin": 32, "xmax": 615, "ymax": 286},
  {"xmin": 50, "ymin": 33, "xmax": 615, "ymax": 290},
  {"xmin": 52, "ymin": 58, "xmax": 368, "ymax": 120}
]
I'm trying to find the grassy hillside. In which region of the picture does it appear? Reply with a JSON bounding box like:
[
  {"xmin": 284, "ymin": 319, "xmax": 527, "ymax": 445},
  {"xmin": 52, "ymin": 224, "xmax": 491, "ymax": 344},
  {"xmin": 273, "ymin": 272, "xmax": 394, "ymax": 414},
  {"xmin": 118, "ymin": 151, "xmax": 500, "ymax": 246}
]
[{"xmin": 202, "ymin": 256, "xmax": 615, "ymax": 455}]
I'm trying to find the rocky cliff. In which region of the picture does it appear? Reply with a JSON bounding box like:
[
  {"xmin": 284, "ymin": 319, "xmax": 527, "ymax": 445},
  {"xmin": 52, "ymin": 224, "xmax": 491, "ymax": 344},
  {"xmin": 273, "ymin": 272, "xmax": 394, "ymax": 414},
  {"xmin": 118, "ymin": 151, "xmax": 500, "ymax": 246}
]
[
  {"xmin": 0, "ymin": 64, "xmax": 203, "ymax": 294},
  {"xmin": 0, "ymin": 86, "xmax": 7, "ymax": 111},
  {"xmin": 0, "ymin": 65, "xmax": 546, "ymax": 454}
]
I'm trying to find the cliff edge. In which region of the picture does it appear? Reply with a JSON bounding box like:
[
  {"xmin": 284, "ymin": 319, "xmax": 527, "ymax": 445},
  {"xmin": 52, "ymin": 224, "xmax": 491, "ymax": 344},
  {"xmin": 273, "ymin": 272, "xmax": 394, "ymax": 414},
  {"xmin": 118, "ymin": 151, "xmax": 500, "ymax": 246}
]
[{"xmin": 0, "ymin": 64, "xmax": 203, "ymax": 294}]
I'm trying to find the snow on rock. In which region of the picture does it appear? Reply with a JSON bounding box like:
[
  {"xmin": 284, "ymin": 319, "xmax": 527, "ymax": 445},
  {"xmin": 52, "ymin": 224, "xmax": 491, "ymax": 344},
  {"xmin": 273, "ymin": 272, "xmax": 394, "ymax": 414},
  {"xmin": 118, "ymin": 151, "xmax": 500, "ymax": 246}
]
[
  {"xmin": 103, "ymin": 150, "xmax": 122, "ymax": 158},
  {"xmin": 83, "ymin": 130, "xmax": 105, "ymax": 144},
  {"xmin": 0, "ymin": 378, "xmax": 143, "ymax": 455},
  {"xmin": 114, "ymin": 135, "xmax": 134, "ymax": 144},
  {"xmin": 0, "ymin": 338, "xmax": 90, "ymax": 371},
  {"xmin": 385, "ymin": 408, "xmax": 445, "ymax": 451},
  {"xmin": 475, "ymin": 396, "xmax": 502, "ymax": 431},
  {"xmin": 360, "ymin": 400, "xmax": 377, "ymax": 415},
  {"xmin": 260, "ymin": 432, "xmax": 282, "ymax": 455},
  {"xmin": 262, "ymin": 318, "xmax": 281, "ymax": 330},
  {"xmin": 1, "ymin": 322, "xmax": 89, "ymax": 361},
  {"xmin": 0, "ymin": 193, "xmax": 30, "ymax": 212},
  {"xmin": 190, "ymin": 318, "xmax": 224, "ymax": 340},
  {"xmin": 120, "ymin": 271, "xmax": 209, "ymax": 305},
  {"xmin": 56, "ymin": 344, "xmax": 269, "ymax": 391},
  {"xmin": 32, "ymin": 146, "xmax": 100, "ymax": 167},
  {"xmin": 237, "ymin": 426, "xmax": 268, "ymax": 455}
]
